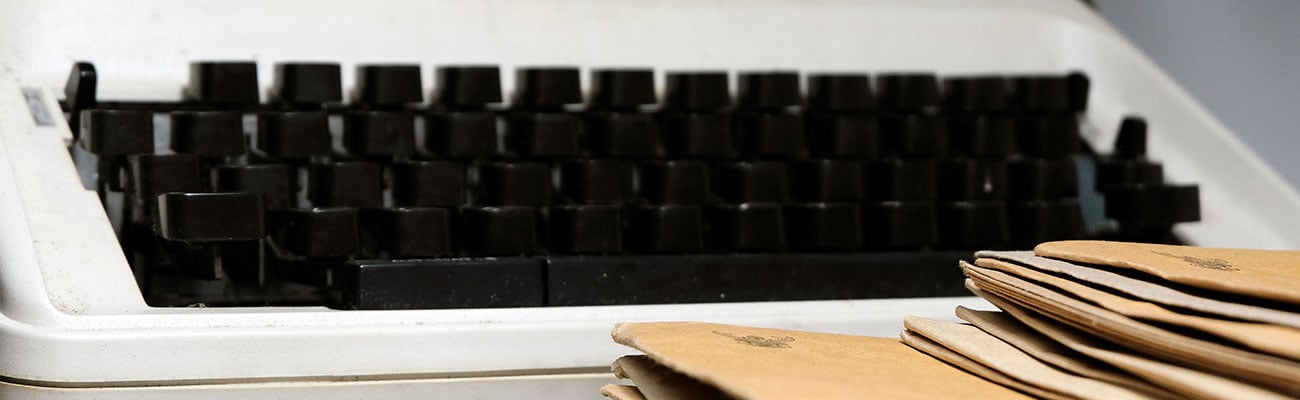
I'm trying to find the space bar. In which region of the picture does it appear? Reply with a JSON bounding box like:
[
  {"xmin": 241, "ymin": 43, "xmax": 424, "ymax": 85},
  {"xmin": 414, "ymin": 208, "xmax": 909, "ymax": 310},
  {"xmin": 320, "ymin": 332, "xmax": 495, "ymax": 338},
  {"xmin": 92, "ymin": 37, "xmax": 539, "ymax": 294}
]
[{"xmin": 336, "ymin": 251, "xmax": 971, "ymax": 310}]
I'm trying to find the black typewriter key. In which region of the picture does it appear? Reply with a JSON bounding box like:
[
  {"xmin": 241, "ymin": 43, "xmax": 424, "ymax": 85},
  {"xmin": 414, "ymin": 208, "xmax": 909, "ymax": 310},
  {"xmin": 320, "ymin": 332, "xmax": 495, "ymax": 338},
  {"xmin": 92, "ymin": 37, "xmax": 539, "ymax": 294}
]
[
  {"xmin": 944, "ymin": 76, "xmax": 1008, "ymax": 113},
  {"xmin": 640, "ymin": 160, "xmax": 710, "ymax": 205},
  {"xmin": 354, "ymin": 64, "xmax": 423, "ymax": 106},
  {"xmin": 506, "ymin": 113, "xmax": 581, "ymax": 158},
  {"xmin": 156, "ymin": 193, "xmax": 265, "ymax": 241},
  {"xmin": 425, "ymin": 112, "xmax": 498, "ymax": 158},
  {"xmin": 1097, "ymin": 161, "xmax": 1163, "ymax": 192},
  {"xmin": 805, "ymin": 113, "xmax": 879, "ymax": 158},
  {"xmin": 513, "ymin": 67, "xmax": 583, "ymax": 109},
  {"xmin": 1010, "ymin": 75, "xmax": 1070, "ymax": 113},
  {"xmin": 391, "ymin": 161, "xmax": 466, "ymax": 207},
  {"xmin": 627, "ymin": 205, "xmax": 703, "ymax": 253},
  {"xmin": 716, "ymin": 162, "xmax": 789, "ymax": 203},
  {"xmin": 272, "ymin": 63, "xmax": 343, "ymax": 105},
  {"xmin": 337, "ymin": 258, "xmax": 544, "ymax": 309},
  {"xmin": 1066, "ymin": 72, "xmax": 1090, "ymax": 113},
  {"xmin": 586, "ymin": 113, "xmax": 664, "ymax": 158},
  {"xmin": 461, "ymin": 206, "xmax": 540, "ymax": 256},
  {"xmin": 738, "ymin": 71, "xmax": 801, "ymax": 110},
  {"xmin": 187, "ymin": 61, "xmax": 259, "ymax": 106},
  {"xmin": 549, "ymin": 205, "xmax": 623, "ymax": 254},
  {"xmin": 948, "ymin": 114, "xmax": 1015, "ymax": 157},
  {"xmin": 791, "ymin": 160, "xmax": 864, "ymax": 202},
  {"xmin": 78, "ymin": 109, "xmax": 153, "ymax": 156},
  {"xmin": 591, "ymin": 69, "xmax": 657, "ymax": 110},
  {"xmin": 436, "ymin": 66, "xmax": 503, "ymax": 108},
  {"xmin": 1097, "ymin": 119, "xmax": 1163, "ymax": 191},
  {"xmin": 1007, "ymin": 158, "xmax": 1078, "ymax": 200},
  {"xmin": 739, "ymin": 113, "xmax": 807, "ymax": 158},
  {"xmin": 255, "ymin": 112, "xmax": 331, "ymax": 159},
  {"xmin": 660, "ymin": 113, "xmax": 735, "ymax": 159},
  {"xmin": 705, "ymin": 203, "xmax": 786, "ymax": 252},
  {"xmin": 1104, "ymin": 185, "xmax": 1200, "ymax": 226},
  {"xmin": 214, "ymin": 164, "xmax": 294, "ymax": 210},
  {"xmin": 1016, "ymin": 115, "xmax": 1080, "ymax": 158},
  {"xmin": 359, "ymin": 207, "xmax": 452, "ymax": 257},
  {"xmin": 665, "ymin": 72, "xmax": 732, "ymax": 111},
  {"xmin": 880, "ymin": 114, "xmax": 948, "ymax": 158},
  {"xmin": 271, "ymin": 207, "xmax": 359, "ymax": 257},
  {"xmin": 936, "ymin": 159, "xmax": 1007, "ymax": 201},
  {"xmin": 936, "ymin": 201, "xmax": 1009, "ymax": 248},
  {"xmin": 862, "ymin": 201, "xmax": 937, "ymax": 248},
  {"xmin": 342, "ymin": 111, "xmax": 415, "ymax": 157},
  {"xmin": 477, "ymin": 162, "xmax": 550, "ymax": 206},
  {"xmin": 170, "ymin": 111, "xmax": 245, "ymax": 157},
  {"xmin": 1113, "ymin": 116, "xmax": 1148, "ymax": 159},
  {"xmin": 307, "ymin": 162, "xmax": 383, "ymax": 208},
  {"xmin": 1009, "ymin": 200, "xmax": 1084, "ymax": 244},
  {"xmin": 784, "ymin": 203, "xmax": 862, "ymax": 251},
  {"xmin": 863, "ymin": 159, "xmax": 936, "ymax": 201},
  {"xmin": 65, "ymin": 62, "xmax": 97, "ymax": 127},
  {"xmin": 877, "ymin": 73, "xmax": 941, "ymax": 112},
  {"xmin": 127, "ymin": 154, "xmax": 204, "ymax": 199},
  {"xmin": 807, "ymin": 74, "xmax": 874, "ymax": 111},
  {"xmin": 559, "ymin": 160, "xmax": 635, "ymax": 204}
]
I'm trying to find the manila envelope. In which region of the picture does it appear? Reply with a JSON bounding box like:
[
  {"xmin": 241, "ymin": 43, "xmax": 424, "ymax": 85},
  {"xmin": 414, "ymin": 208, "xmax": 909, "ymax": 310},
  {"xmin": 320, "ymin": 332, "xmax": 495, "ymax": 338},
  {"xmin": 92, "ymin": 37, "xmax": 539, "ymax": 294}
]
[
  {"xmin": 610, "ymin": 321, "xmax": 1031, "ymax": 400},
  {"xmin": 1035, "ymin": 241, "xmax": 1300, "ymax": 306}
]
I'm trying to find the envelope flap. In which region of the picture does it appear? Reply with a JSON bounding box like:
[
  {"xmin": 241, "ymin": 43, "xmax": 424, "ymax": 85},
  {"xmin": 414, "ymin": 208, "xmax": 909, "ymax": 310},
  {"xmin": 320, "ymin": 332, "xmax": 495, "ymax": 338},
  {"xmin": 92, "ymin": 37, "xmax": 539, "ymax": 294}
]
[{"xmin": 1035, "ymin": 240, "xmax": 1300, "ymax": 305}]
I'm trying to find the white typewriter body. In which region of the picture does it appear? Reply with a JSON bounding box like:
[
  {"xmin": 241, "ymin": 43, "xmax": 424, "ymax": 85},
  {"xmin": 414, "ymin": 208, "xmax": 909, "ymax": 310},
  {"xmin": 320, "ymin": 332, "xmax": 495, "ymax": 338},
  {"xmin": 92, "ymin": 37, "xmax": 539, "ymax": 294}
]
[{"xmin": 0, "ymin": 0, "xmax": 1296, "ymax": 398}]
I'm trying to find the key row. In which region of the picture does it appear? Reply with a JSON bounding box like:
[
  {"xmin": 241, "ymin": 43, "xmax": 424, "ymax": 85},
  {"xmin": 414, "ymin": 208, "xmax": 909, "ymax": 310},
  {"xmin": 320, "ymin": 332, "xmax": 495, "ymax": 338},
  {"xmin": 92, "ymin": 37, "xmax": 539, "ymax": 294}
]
[
  {"xmin": 79, "ymin": 108, "xmax": 1081, "ymax": 161},
  {"xmin": 154, "ymin": 195, "xmax": 1083, "ymax": 258},
  {"xmin": 115, "ymin": 155, "xmax": 1082, "ymax": 209},
  {"xmin": 158, "ymin": 61, "xmax": 1091, "ymax": 112}
]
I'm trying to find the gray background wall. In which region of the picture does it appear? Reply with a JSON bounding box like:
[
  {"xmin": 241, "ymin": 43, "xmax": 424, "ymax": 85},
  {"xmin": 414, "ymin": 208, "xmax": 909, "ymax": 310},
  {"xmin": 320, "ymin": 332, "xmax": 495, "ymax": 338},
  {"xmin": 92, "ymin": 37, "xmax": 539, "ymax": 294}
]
[{"xmin": 1093, "ymin": 0, "xmax": 1300, "ymax": 191}]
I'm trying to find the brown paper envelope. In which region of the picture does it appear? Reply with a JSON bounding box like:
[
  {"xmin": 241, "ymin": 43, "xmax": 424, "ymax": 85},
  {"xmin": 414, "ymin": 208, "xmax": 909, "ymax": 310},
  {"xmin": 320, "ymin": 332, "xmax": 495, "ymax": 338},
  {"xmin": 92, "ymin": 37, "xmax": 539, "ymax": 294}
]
[
  {"xmin": 975, "ymin": 257, "xmax": 1300, "ymax": 361},
  {"xmin": 962, "ymin": 291, "xmax": 1293, "ymax": 400},
  {"xmin": 976, "ymin": 251, "xmax": 1300, "ymax": 328},
  {"xmin": 1035, "ymin": 240, "xmax": 1300, "ymax": 306},
  {"xmin": 899, "ymin": 330, "xmax": 1068, "ymax": 400},
  {"xmin": 949, "ymin": 307, "xmax": 1179, "ymax": 400},
  {"xmin": 601, "ymin": 384, "xmax": 649, "ymax": 400},
  {"xmin": 962, "ymin": 263, "xmax": 1300, "ymax": 394},
  {"xmin": 611, "ymin": 321, "xmax": 1033, "ymax": 400},
  {"xmin": 904, "ymin": 315, "xmax": 1156, "ymax": 400},
  {"xmin": 611, "ymin": 355, "xmax": 728, "ymax": 400}
]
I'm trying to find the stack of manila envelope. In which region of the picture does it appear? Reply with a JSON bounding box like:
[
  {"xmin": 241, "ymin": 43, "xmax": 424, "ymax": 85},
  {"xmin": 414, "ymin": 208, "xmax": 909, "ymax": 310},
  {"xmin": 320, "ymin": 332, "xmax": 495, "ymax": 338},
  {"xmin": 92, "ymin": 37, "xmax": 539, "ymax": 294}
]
[{"xmin": 904, "ymin": 240, "xmax": 1300, "ymax": 399}]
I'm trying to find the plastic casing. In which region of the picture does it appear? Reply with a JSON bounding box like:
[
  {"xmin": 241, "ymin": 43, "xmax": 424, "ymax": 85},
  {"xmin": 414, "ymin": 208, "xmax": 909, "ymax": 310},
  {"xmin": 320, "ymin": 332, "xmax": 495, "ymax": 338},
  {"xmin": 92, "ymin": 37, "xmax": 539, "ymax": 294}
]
[{"xmin": 0, "ymin": 0, "xmax": 1296, "ymax": 398}]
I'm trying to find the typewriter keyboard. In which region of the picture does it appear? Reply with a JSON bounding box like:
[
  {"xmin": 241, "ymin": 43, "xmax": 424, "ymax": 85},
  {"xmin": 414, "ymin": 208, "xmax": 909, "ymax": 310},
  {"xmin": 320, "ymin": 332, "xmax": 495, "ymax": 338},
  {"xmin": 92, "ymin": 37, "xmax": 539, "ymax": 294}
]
[{"xmin": 60, "ymin": 62, "xmax": 1200, "ymax": 309}]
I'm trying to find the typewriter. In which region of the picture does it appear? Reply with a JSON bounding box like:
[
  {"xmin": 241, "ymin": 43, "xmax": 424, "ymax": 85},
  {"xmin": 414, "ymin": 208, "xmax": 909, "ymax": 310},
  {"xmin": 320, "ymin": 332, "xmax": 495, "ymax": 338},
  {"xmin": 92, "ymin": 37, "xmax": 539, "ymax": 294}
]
[{"xmin": 1, "ymin": 0, "xmax": 1296, "ymax": 398}]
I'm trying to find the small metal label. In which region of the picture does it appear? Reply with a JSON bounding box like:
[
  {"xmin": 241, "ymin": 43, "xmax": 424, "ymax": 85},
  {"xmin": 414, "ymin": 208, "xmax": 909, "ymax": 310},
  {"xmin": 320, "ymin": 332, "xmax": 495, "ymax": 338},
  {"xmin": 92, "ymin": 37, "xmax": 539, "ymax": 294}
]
[{"xmin": 21, "ymin": 87, "xmax": 56, "ymax": 127}]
